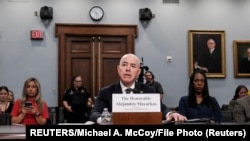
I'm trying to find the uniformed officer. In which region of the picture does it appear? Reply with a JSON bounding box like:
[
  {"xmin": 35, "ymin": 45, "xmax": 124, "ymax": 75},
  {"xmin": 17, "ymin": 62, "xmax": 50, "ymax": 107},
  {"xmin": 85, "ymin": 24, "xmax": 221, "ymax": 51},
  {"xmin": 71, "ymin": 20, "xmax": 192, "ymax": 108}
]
[{"xmin": 62, "ymin": 75, "xmax": 91, "ymax": 123}]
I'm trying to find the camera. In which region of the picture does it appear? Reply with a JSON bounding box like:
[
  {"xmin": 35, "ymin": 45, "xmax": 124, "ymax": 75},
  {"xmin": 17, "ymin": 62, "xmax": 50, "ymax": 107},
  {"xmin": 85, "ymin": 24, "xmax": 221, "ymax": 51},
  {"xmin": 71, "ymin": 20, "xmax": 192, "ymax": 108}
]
[{"xmin": 138, "ymin": 57, "xmax": 149, "ymax": 83}]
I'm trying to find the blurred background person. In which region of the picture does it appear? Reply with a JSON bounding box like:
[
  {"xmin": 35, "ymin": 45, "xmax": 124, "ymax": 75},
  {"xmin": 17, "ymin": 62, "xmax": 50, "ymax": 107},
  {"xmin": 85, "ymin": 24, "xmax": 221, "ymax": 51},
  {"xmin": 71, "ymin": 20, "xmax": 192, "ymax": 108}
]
[
  {"xmin": 228, "ymin": 85, "xmax": 248, "ymax": 112},
  {"xmin": 8, "ymin": 90, "xmax": 15, "ymax": 104},
  {"xmin": 0, "ymin": 86, "xmax": 13, "ymax": 125},
  {"xmin": 62, "ymin": 75, "xmax": 91, "ymax": 123},
  {"xmin": 144, "ymin": 70, "xmax": 164, "ymax": 100},
  {"xmin": 178, "ymin": 70, "xmax": 223, "ymax": 123},
  {"xmin": 11, "ymin": 77, "xmax": 49, "ymax": 125},
  {"xmin": 233, "ymin": 95, "xmax": 250, "ymax": 122},
  {"xmin": 0, "ymin": 86, "xmax": 13, "ymax": 114}
]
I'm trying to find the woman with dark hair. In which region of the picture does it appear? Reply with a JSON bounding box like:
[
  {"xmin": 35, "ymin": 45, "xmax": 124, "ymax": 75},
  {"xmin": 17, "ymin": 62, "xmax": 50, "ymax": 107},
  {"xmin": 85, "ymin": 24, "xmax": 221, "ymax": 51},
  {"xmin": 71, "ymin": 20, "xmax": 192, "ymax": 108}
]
[
  {"xmin": 228, "ymin": 85, "xmax": 248, "ymax": 111},
  {"xmin": 178, "ymin": 70, "xmax": 223, "ymax": 123},
  {"xmin": 0, "ymin": 86, "xmax": 13, "ymax": 114},
  {"xmin": 0, "ymin": 86, "xmax": 14, "ymax": 125}
]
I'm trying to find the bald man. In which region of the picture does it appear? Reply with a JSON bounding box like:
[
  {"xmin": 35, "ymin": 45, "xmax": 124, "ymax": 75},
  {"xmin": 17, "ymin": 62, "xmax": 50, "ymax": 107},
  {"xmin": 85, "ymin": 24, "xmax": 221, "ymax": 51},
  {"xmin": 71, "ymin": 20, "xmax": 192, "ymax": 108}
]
[{"xmin": 89, "ymin": 53, "xmax": 187, "ymax": 124}]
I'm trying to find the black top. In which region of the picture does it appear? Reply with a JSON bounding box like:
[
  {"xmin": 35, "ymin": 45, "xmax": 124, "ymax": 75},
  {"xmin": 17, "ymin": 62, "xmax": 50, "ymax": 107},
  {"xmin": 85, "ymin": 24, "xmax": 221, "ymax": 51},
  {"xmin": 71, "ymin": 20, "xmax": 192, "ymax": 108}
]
[
  {"xmin": 62, "ymin": 86, "xmax": 90, "ymax": 123},
  {"xmin": 145, "ymin": 80, "xmax": 164, "ymax": 94},
  {"xmin": 1, "ymin": 102, "xmax": 14, "ymax": 114},
  {"xmin": 0, "ymin": 102, "xmax": 13, "ymax": 125}
]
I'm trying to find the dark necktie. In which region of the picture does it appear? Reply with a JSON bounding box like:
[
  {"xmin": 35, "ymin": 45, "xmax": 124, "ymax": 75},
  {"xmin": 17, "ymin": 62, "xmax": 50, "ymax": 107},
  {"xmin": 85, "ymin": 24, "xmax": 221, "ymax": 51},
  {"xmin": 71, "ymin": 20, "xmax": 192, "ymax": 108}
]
[{"xmin": 125, "ymin": 88, "xmax": 133, "ymax": 94}]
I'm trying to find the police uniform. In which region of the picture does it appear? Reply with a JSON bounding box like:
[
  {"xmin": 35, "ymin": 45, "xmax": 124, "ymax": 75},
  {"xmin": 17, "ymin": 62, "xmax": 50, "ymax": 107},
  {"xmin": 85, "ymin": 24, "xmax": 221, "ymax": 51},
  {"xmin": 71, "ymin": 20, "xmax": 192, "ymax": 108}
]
[{"xmin": 62, "ymin": 86, "xmax": 90, "ymax": 123}]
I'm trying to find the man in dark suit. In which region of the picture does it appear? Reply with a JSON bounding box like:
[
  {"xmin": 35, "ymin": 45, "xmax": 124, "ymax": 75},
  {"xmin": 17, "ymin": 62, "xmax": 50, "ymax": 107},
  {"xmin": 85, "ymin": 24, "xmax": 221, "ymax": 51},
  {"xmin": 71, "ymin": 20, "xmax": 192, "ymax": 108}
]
[
  {"xmin": 239, "ymin": 47, "xmax": 250, "ymax": 73},
  {"xmin": 195, "ymin": 38, "xmax": 221, "ymax": 73},
  {"xmin": 89, "ymin": 53, "xmax": 187, "ymax": 124}
]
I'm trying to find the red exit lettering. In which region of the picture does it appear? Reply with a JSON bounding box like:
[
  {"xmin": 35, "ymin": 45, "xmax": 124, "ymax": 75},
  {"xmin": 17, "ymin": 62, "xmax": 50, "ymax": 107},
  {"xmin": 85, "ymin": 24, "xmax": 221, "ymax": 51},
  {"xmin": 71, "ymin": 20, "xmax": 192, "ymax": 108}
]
[{"xmin": 31, "ymin": 30, "xmax": 43, "ymax": 39}]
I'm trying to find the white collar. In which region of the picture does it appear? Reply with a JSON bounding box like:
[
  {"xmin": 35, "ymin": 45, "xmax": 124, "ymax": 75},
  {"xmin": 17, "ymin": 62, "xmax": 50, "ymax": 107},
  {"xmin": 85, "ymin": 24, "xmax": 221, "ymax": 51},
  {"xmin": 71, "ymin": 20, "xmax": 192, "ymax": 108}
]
[
  {"xmin": 120, "ymin": 81, "xmax": 135, "ymax": 94},
  {"xmin": 210, "ymin": 48, "xmax": 215, "ymax": 53}
]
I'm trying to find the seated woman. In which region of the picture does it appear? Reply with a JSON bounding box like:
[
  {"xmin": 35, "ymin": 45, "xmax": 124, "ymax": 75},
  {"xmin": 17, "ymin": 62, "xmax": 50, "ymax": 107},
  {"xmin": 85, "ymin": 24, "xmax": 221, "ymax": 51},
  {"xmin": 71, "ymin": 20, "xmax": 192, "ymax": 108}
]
[
  {"xmin": 11, "ymin": 77, "xmax": 49, "ymax": 125},
  {"xmin": 178, "ymin": 70, "xmax": 223, "ymax": 123},
  {"xmin": 228, "ymin": 85, "xmax": 248, "ymax": 111},
  {"xmin": 0, "ymin": 86, "xmax": 14, "ymax": 125},
  {"xmin": 0, "ymin": 86, "xmax": 13, "ymax": 114},
  {"xmin": 8, "ymin": 90, "xmax": 15, "ymax": 104}
]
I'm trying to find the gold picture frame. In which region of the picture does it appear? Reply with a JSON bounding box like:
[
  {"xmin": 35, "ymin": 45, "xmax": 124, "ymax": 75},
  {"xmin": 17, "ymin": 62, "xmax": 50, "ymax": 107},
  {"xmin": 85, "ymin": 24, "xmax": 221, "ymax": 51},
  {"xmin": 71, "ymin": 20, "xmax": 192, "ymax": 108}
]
[
  {"xmin": 188, "ymin": 30, "xmax": 226, "ymax": 78},
  {"xmin": 233, "ymin": 40, "xmax": 250, "ymax": 78}
]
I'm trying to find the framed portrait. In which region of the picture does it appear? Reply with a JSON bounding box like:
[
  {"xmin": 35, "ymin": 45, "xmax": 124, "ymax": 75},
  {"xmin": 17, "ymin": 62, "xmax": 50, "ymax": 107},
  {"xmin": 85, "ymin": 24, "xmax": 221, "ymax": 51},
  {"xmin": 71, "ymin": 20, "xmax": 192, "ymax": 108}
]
[
  {"xmin": 188, "ymin": 30, "xmax": 226, "ymax": 78},
  {"xmin": 233, "ymin": 40, "xmax": 250, "ymax": 78}
]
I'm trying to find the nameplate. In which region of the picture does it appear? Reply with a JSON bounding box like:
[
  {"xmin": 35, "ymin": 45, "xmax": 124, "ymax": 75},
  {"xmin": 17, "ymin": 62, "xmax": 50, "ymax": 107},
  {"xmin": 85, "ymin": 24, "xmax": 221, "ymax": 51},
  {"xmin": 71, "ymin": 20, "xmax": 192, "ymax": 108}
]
[{"xmin": 112, "ymin": 94, "xmax": 161, "ymax": 112}]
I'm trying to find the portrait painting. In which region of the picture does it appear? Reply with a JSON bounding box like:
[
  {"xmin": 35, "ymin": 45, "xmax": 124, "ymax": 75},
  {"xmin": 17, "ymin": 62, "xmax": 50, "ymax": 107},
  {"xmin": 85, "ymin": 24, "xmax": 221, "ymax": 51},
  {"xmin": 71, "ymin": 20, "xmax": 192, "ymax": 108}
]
[
  {"xmin": 233, "ymin": 40, "xmax": 250, "ymax": 78},
  {"xmin": 188, "ymin": 30, "xmax": 226, "ymax": 78}
]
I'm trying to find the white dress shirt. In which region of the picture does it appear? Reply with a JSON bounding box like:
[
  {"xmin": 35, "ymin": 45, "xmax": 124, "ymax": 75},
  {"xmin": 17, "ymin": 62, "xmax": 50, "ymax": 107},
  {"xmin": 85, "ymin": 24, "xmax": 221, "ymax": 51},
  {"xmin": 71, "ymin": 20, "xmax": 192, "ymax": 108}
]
[{"xmin": 120, "ymin": 81, "xmax": 135, "ymax": 94}]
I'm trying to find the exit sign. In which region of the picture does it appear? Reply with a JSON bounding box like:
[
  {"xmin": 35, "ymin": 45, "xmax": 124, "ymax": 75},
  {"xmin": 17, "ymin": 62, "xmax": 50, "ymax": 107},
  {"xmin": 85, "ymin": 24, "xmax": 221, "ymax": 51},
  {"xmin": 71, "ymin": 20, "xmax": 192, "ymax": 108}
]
[{"xmin": 30, "ymin": 30, "xmax": 43, "ymax": 40}]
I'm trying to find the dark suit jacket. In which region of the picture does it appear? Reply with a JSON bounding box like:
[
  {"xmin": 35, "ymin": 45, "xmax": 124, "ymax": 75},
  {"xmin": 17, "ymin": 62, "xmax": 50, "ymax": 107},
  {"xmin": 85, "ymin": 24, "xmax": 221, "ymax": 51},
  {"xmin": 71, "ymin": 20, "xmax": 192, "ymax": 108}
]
[
  {"xmin": 233, "ymin": 96, "xmax": 250, "ymax": 122},
  {"xmin": 239, "ymin": 58, "xmax": 250, "ymax": 73},
  {"xmin": 89, "ymin": 82, "xmax": 170, "ymax": 122},
  {"xmin": 201, "ymin": 48, "xmax": 221, "ymax": 73}
]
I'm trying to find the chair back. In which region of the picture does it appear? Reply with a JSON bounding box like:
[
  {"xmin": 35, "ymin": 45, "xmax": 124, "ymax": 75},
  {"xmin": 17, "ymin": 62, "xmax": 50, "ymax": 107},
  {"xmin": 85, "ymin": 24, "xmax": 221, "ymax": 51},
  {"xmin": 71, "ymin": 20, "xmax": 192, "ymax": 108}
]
[
  {"xmin": 222, "ymin": 110, "xmax": 233, "ymax": 122},
  {"xmin": 0, "ymin": 113, "xmax": 11, "ymax": 125}
]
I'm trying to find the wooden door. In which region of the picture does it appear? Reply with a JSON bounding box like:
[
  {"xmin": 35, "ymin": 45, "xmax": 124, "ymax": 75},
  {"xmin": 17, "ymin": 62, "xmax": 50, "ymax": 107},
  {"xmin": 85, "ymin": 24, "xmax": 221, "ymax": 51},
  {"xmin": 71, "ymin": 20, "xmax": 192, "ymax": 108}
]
[{"xmin": 55, "ymin": 24, "xmax": 137, "ymax": 106}]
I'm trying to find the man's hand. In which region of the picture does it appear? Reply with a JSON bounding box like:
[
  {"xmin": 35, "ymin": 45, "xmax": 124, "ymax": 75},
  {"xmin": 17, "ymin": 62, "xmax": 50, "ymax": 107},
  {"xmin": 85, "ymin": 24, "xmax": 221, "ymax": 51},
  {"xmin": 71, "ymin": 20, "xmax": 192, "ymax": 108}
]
[
  {"xmin": 166, "ymin": 112, "xmax": 187, "ymax": 122},
  {"xmin": 200, "ymin": 67, "xmax": 208, "ymax": 72}
]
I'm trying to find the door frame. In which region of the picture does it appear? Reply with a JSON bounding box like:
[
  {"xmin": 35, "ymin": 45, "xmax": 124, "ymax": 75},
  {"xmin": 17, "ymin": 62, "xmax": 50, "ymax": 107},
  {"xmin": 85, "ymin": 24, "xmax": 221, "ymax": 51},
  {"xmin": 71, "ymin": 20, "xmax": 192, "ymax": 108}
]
[{"xmin": 55, "ymin": 24, "xmax": 138, "ymax": 106}]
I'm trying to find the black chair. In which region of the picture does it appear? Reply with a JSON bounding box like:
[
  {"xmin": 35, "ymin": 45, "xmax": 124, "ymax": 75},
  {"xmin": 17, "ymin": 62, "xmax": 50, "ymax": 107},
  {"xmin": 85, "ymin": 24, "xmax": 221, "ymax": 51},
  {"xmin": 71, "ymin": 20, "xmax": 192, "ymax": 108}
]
[
  {"xmin": 221, "ymin": 104, "xmax": 229, "ymax": 111},
  {"xmin": 48, "ymin": 107, "xmax": 57, "ymax": 125},
  {"xmin": 46, "ymin": 118, "xmax": 52, "ymax": 125},
  {"xmin": 0, "ymin": 113, "xmax": 11, "ymax": 125},
  {"xmin": 56, "ymin": 107, "xmax": 65, "ymax": 124},
  {"xmin": 222, "ymin": 110, "xmax": 233, "ymax": 122}
]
